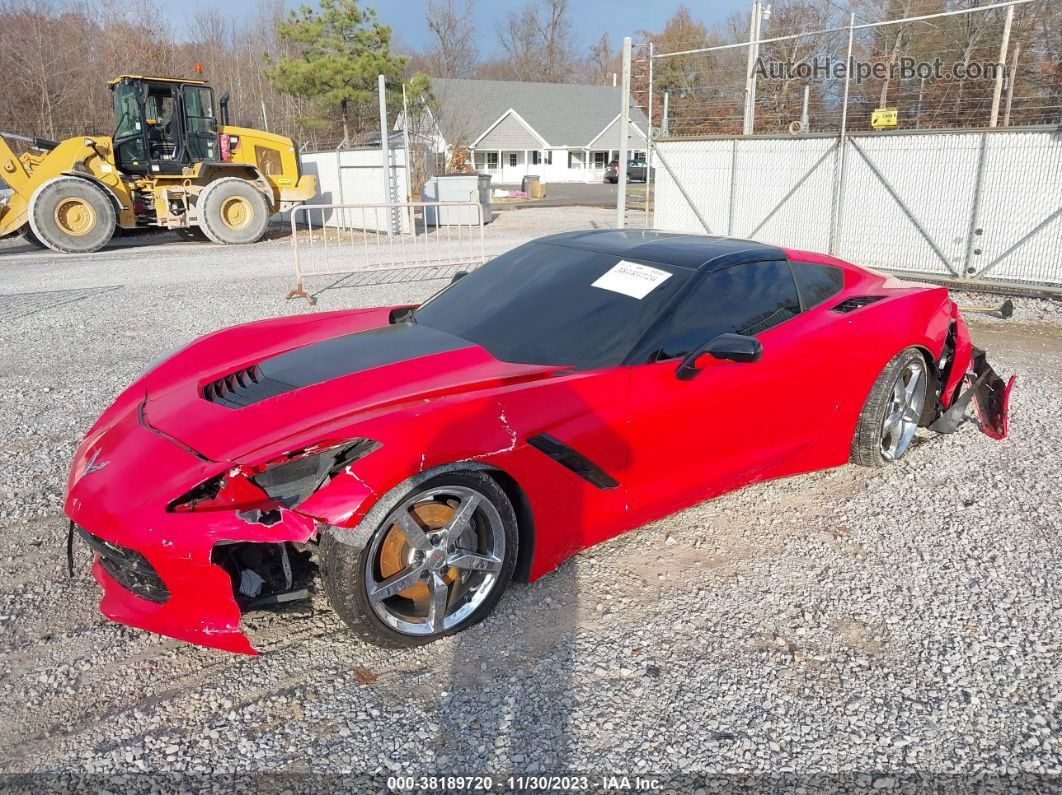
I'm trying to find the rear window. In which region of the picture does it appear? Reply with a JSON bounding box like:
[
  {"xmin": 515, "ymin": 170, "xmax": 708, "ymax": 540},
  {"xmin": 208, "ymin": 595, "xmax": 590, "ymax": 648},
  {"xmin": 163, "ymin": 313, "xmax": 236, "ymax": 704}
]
[{"xmin": 790, "ymin": 261, "xmax": 845, "ymax": 309}]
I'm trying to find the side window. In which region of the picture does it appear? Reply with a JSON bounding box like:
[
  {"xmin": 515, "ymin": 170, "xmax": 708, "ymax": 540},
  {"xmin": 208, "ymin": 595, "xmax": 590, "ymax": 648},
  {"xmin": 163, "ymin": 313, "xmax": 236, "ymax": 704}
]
[
  {"xmin": 790, "ymin": 261, "xmax": 845, "ymax": 309},
  {"xmin": 647, "ymin": 260, "xmax": 802, "ymax": 361}
]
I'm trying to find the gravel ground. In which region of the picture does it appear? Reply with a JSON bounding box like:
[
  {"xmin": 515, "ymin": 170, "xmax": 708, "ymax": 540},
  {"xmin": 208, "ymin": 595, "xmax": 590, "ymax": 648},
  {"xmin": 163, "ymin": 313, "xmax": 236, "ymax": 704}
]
[{"xmin": 0, "ymin": 215, "xmax": 1059, "ymax": 789}]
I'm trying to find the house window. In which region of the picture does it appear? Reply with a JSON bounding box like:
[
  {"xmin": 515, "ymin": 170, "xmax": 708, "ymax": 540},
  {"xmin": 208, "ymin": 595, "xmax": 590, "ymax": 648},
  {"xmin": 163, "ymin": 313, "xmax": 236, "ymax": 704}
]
[
  {"xmin": 509, "ymin": 153, "xmax": 518, "ymax": 167},
  {"xmin": 593, "ymin": 151, "xmax": 608, "ymax": 168},
  {"xmin": 486, "ymin": 152, "xmax": 498, "ymax": 168},
  {"xmin": 531, "ymin": 151, "xmax": 540, "ymax": 165},
  {"xmin": 531, "ymin": 150, "xmax": 552, "ymax": 166}
]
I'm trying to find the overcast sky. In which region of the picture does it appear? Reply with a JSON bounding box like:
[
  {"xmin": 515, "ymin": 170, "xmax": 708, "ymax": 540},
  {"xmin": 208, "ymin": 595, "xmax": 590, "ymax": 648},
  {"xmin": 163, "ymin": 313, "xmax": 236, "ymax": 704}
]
[{"xmin": 168, "ymin": 0, "xmax": 752, "ymax": 54}]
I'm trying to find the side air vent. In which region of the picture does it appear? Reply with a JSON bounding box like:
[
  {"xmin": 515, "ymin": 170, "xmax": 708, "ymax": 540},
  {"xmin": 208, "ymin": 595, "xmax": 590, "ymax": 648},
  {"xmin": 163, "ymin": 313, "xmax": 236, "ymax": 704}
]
[
  {"xmin": 832, "ymin": 295, "xmax": 885, "ymax": 313},
  {"xmin": 528, "ymin": 434, "xmax": 619, "ymax": 490},
  {"xmin": 202, "ymin": 365, "xmax": 294, "ymax": 408}
]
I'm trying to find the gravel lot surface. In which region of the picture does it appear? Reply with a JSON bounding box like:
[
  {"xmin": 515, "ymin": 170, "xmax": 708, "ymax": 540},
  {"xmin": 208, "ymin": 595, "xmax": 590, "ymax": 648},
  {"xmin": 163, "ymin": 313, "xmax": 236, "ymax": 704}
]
[{"xmin": 0, "ymin": 214, "xmax": 1059, "ymax": 788}]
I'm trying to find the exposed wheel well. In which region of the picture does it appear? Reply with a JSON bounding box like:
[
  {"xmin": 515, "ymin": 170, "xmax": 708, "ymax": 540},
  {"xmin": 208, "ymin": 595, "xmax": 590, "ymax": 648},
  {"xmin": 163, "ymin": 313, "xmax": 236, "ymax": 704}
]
[
  {"xmin": 913, "ymin": 344, "xmax": 941, "ymax": 426},
  {"xmin": 480, "ymin": 467, "xmax": 535, "ymax": 582}
]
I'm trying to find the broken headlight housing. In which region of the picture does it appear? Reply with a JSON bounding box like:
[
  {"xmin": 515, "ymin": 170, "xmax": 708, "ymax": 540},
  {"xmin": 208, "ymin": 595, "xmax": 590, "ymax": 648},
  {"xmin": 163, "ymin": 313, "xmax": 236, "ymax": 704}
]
[
  {"xmin": 253, "ymin": 438, "xmax": 380, "ymax": 507},
  {"xmin": 168, "ymin": 438, "xmax": 380, "ymax": 513}
]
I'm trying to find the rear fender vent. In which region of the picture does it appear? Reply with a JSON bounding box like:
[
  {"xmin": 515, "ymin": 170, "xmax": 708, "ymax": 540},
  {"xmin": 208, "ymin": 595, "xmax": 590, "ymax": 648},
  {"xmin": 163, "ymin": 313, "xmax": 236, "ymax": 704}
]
[
  {"xmin": 203, "ymin": 365, "xmax": 294, "ymax": 408},
  {"xmin": 832, "ymin": 295, "xmax": 885, "ymax": 313}
]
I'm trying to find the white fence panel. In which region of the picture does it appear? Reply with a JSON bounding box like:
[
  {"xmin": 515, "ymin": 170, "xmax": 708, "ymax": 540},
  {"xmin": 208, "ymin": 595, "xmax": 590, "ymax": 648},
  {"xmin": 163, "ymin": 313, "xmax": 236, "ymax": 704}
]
[
  {"xmin": 653, "ymin": 139, "xmax": 733, "ymax": 234},
  {"xmin": 288, "ymin": 148, "xmax": 411, "ymax": 233},
  {"xmin": 653, "ymin": 128, "xmax": 1062, "ymax": 289},
  {"xmin": 732, "ymin": 137, "xmax": 835, "ymax": 253},
  {"xmin": 836, "ymin": 133, "xmax": 981, "ymax": 277},
  {"xmin": 972, "ymin": 131, "xmax": 1062, "ymax": 285}
]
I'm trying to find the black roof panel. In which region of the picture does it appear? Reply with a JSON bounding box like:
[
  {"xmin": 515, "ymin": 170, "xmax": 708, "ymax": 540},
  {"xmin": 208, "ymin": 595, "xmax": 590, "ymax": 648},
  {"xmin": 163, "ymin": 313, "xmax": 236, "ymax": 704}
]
[{"xmin": 533, "ymin": 229, "xmax": 785, "ymax": 271}]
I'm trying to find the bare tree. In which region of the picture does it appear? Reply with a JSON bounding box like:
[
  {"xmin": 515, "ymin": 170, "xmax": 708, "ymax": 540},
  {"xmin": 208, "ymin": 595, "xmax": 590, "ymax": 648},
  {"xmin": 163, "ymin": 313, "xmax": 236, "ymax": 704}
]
[
  {"xmin": 497, "ymin": 0, "xmax": 576, "ymax": 83},
  {"xmin": 587, "ymin": 33, "xmax": 616, "ymax": 85},
  {"xmin": 426, "ymin": 0, "xmax": 478, "ymax": 78}
]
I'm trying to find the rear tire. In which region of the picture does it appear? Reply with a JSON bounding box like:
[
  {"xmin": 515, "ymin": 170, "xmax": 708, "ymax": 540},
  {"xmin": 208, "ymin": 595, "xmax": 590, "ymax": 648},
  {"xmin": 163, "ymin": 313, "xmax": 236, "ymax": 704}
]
[
  {"xmin": 851, "ymin": 347, "xmax": 929, "ymax": 468},
  {"xmin": 196, "ymin": 178, "xmax": 270, "ymax": 245},
  {"xmin": 321, "ymin": 470, "xmax": 519, "ymax": 648},
  {"xmin": 18, "ymin": 225, "xmax": 47, "ymax": 249},
  {"xmin": 28, "ymin": 177, "xmax": 116, "ymax": 254}
]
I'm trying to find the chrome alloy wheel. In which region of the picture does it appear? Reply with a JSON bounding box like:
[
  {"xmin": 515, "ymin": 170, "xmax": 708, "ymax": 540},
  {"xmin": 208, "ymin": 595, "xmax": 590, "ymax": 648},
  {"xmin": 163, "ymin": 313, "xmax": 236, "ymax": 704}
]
[
  {"xmin": 881, "ymin": 358, "xmax": 927, "ymax": 461},
  {"xmin": 364, "ymin": 485, "xmax": 505, "ymax": 636}
]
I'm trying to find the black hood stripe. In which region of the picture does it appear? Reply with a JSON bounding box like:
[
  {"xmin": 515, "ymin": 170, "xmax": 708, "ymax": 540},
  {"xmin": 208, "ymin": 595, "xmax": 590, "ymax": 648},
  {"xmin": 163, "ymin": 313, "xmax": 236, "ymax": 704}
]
[{"xmin": 204, "ymin": 322, "xmax": 470, "ymax": 408}]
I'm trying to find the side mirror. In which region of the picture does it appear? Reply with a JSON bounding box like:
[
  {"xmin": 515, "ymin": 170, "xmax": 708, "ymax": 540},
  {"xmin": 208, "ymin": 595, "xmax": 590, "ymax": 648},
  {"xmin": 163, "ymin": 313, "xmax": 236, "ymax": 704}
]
[
  {"xmin": 388, "ymin": 305, "xmax": 417, "ymax": 324},
  {"xmin": 675, "ymin": 333, "xmax": 762, "ymax": 380},
  {"xmin": 450, "ymin": 270, "xmax": 469, "ymax": 284}
]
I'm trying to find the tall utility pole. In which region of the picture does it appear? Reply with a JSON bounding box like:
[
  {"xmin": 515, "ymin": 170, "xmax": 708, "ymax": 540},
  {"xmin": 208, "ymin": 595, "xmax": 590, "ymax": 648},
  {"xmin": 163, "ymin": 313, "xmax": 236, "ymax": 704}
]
[
  {"xmin": 1003, "ymin": 42, "xmax": 1021, "ymax": 127},
  {"xmin": 645, "ymin": 41, "xmax": 655, "ymax": 230},
  {"xmin": 915, "ymin": 76, "xmax": 925, "ymax": 129},
  {"xmin": 662, "ymin": 91, "xmax": 670, "ymax": 136},
  {"xmin": 743, "ymin": 1, "xmax": 769, "ymax": 134},
  {"xmin": 401, "ymin": 83, "xmax": 412, "ymax": 204},
  {"xmin": 378, "ymin": 74, "xmax": 394, "ymax": 236},
  {"xmin": 989, "ymin": 3, "xmax": 1014, "ymax": 128},
  {"xmin": 616, "ymin": 36, "xmax": 632, "ymax": 230}
]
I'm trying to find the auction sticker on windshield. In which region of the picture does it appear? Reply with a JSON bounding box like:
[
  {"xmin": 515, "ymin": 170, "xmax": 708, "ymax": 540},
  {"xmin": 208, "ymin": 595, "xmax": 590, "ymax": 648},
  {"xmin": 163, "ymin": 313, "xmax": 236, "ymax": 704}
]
[{"xmin": 591, "ymin": 260, "xmax": 672, "ymax": 299}]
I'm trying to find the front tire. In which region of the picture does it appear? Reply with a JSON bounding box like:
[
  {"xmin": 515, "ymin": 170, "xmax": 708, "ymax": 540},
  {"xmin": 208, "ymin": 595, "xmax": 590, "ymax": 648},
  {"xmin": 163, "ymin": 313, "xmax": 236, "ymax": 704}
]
[
  {"xmin": 851, "ymin": 347, "xmax": 929, "ymax": 468},
  {"xmin": 321, "ymin": 470, "xmax": 519, "ymax": 648},
  {"xmin": 196, "ymin": 178, "xmax": 270, "ymax": 245},
  {"xmin": 28, "ymin": 177, "xmax": 116, "ymax": 254}
]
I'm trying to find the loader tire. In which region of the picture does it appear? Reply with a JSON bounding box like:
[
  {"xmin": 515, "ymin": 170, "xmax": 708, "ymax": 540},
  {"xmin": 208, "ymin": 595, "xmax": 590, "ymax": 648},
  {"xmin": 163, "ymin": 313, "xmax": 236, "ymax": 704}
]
[
  {"xmin": 18, "ymin": 225, "xmax": 47, "ymax": 249},
  {"xmin": 28, "ymin": 177, "xmax": 116, "ymax": 254},
  {"xmin": 197, "ymin": 178, "xmax": 270, "ymax": 245}
]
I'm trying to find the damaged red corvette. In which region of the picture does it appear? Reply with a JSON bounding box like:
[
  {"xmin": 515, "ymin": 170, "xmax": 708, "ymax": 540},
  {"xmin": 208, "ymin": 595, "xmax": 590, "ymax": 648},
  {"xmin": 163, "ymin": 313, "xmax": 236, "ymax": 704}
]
[{"xmin": 65, "ymin": 230, "xmax": 1015, "ymax": 653}]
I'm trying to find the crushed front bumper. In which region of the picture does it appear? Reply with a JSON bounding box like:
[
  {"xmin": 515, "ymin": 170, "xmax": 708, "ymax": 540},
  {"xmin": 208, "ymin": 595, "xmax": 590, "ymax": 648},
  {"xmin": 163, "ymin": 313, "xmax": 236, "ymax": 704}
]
[{"xmin": 65, "ymin": 402, "xmax": 318, "ymax": 655}]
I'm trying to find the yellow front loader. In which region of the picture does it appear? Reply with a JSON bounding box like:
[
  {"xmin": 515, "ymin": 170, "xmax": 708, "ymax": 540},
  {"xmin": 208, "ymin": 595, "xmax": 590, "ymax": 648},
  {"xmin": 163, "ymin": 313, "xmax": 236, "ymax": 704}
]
[{"xmin": 0, "ymin": 75, "xmax": 315, "ymax": 254}]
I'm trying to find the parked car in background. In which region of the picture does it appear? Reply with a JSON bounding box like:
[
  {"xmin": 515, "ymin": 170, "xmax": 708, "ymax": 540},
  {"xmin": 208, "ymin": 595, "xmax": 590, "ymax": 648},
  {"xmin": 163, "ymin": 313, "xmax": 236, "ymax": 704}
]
[{"xmin": 605, "ymin": 159, "xmax": 654, "ymax": 183}]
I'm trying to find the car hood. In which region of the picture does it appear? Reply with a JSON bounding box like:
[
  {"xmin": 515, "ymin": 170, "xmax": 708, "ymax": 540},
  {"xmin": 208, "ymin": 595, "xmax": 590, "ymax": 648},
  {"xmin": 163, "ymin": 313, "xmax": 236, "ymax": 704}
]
[{"xmin": 141, "ymin": 315, "xmax": 560, "ymax": 463}]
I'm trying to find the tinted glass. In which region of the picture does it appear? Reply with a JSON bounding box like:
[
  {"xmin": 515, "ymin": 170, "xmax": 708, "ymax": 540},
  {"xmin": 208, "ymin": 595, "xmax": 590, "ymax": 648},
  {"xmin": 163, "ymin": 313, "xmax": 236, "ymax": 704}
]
[
  {"xmin": 112, "ymin": 82, "xmax": 141, "ymax": 140},
  {"xmin": 414, "ymin": 242, "xmax": 690, "ymax": 369},
  {"xmin": 790, "ymin": 260, "xmax": 845, "ymax": 309},
  {"xmin": 644, "ymin": 260, "xmax": 801, "ymax": 361},
  {"xmin": 182, "ymin": 86, "xmax": 218, "ymax": 160}
]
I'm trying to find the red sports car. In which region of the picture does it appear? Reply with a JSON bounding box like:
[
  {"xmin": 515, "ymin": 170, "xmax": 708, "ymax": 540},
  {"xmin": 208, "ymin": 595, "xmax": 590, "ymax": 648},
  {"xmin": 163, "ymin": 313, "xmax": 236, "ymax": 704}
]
[{"xmin": 65, "ymin": 231, "xmax": 1014, "ymax": 653}]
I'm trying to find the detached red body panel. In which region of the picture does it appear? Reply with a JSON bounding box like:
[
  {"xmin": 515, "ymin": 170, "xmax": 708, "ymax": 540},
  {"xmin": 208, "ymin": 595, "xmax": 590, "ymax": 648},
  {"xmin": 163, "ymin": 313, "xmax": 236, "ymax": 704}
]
[{"xmin": 65, "ymin": 232, "xmax": 1014, "ymax": 653}]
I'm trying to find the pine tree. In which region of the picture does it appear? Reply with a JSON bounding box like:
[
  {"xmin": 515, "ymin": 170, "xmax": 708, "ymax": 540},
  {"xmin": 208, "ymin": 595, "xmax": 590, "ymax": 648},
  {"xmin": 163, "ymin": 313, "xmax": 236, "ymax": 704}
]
[{"xmin": 266, "ymin": 0, "xmax": 405, "ymax": 144}]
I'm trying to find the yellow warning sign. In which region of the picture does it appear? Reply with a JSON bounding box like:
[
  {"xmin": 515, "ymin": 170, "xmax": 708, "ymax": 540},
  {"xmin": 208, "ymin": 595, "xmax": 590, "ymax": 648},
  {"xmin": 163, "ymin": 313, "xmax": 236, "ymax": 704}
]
[{"xmin": 871, "ymin": 108, "xmax": 898, "ymax": 129}]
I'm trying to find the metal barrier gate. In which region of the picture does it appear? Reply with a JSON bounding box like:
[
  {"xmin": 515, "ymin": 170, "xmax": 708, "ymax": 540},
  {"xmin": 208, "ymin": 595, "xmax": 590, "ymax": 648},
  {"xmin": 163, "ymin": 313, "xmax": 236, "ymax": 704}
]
[{"xmin": 288, "ymin": 201, "xmax": 486, "ymax": 304}]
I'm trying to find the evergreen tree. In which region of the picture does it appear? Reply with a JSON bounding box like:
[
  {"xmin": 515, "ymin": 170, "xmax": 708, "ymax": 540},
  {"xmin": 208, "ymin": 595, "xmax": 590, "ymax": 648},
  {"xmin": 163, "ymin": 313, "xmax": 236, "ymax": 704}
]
[{"xmin": 267, "ymin": 0, "xmax": 405, "ymax": 144}]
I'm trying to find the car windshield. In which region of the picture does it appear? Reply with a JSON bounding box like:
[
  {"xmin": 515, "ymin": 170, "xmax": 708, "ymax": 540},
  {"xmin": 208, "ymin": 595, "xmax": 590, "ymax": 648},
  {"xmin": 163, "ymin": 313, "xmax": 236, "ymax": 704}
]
[{"xmin": 413, "ymin": 242, "xmax": 690, "ymax": 369}]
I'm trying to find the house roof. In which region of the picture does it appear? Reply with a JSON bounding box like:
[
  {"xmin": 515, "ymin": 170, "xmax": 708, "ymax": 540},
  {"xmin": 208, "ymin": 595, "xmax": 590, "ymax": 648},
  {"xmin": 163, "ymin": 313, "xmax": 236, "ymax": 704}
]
[{"xmin": 429, "ymin": 77, "xmax": 650, "ymax": 149}]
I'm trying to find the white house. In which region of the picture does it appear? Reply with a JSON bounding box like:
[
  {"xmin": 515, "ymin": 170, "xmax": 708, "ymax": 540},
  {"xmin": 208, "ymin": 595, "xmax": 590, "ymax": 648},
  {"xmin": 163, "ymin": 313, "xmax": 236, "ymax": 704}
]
[{"xmin": 412, "ymin": 78, "xmax": 650, "ymax": 184}]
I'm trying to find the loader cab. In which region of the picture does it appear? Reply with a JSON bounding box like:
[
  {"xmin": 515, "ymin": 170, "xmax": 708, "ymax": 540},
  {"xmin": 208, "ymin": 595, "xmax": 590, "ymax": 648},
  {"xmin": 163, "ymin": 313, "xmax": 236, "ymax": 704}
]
[{"xmin": 109, "ymin": 76, "xmax": 220, "ymax": 175}]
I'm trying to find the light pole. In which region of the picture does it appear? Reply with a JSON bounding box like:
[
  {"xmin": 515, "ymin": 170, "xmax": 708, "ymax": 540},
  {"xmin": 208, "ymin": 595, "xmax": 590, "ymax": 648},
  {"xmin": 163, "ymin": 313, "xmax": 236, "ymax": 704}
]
[{"xmin": 743, "ymin": 2, "xmax": 771, "ymax": 134}]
